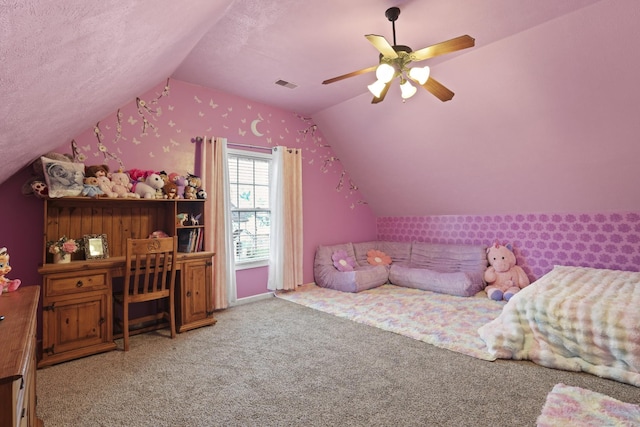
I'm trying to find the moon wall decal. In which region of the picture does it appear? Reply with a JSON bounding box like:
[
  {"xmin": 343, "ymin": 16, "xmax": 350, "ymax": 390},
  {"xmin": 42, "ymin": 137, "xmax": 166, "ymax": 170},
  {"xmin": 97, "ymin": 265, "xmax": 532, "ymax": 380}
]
[{"xmin": 251, "ymin": 119, "xmax": 264, "ymax": 137}]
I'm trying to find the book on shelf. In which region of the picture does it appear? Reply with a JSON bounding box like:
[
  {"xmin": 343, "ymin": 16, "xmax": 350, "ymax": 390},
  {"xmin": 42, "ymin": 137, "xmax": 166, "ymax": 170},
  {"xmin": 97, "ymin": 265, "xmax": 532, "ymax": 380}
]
[{"xmin": 178, "ymin": 228, "xmax": 204, "ymax": 253}]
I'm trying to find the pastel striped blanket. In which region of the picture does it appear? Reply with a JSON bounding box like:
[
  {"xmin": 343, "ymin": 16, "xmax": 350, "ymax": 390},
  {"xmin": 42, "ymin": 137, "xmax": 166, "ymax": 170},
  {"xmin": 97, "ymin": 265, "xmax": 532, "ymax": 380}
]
[
  {"xmin": 537, "ymin": 383, "xmax": 640, "ymax": 426},
  {"xmin": 478, "ymin": 265, "xmax": 640, "ymax": 387}
]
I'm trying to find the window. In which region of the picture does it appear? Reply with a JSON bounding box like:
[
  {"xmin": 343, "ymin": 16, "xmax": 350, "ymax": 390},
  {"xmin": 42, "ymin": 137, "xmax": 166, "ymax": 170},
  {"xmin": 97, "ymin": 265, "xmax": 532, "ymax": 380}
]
[{"xmin": 228, "ymin": 149, "xmax": 271, "ymax": 268}]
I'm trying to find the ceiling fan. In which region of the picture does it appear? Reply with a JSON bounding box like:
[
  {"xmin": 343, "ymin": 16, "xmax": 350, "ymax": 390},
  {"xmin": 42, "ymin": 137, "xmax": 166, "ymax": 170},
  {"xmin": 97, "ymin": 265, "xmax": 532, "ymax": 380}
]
[{"xmin": 322, "ymin": 7, "xmax": 475, "ymax": 103}]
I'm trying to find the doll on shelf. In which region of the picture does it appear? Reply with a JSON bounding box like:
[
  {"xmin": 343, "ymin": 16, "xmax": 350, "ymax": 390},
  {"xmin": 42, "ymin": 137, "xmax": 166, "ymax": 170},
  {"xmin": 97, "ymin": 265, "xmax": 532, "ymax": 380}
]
[{"xmin": 0, "ymin": 247, "xmax": 21, "ymax": 293}]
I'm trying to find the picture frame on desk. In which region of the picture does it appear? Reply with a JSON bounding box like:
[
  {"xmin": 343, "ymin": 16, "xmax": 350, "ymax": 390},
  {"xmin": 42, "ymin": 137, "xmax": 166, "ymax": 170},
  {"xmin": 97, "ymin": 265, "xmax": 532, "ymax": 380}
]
[{"xmin": 83, "ymin": 234, "xmax": 109, "ymax": 259}]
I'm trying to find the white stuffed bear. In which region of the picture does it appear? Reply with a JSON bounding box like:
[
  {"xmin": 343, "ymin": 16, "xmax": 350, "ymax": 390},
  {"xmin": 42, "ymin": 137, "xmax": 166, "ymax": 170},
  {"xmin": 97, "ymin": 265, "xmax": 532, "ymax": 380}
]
[{"xmin": 133, "ymin": 173, "xmax": 164, "ymax": 199}]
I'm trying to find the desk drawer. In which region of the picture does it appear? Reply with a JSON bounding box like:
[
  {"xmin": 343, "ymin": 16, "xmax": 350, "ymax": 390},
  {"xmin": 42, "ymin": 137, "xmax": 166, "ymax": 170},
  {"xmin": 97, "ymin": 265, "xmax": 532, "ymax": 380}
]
[{"xmin": 45, "ymin": 271, "xmax": 109, "ymax": 297}]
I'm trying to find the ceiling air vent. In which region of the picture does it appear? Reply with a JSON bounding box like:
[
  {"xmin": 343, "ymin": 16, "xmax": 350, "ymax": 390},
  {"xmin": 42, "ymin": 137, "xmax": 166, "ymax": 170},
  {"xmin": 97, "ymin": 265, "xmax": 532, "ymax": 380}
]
[{"xmin": 275, "ymin": 79, "xmax": 298, "ymax": 89}]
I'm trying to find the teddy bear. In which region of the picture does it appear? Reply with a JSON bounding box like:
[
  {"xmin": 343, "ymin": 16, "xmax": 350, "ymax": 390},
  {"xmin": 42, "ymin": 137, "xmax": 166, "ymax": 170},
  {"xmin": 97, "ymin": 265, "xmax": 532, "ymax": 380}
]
[
  {"xmin": 185, "ymin": 173, "xmax": 204, "ymax": 199},
  {"xmin": 84, "ymin": 164, "xmax": 119, "ymax": 197},
  {"xmin": 162, "ymin": 180, "xmax": 179, "ymax": 199},
  {"xmin": 95, "ymin": 175, "xmax": 118, "ymax": 198},
  {"xmin": 183, "ymin": 185, "xmax": 197, "ymax": 199},
  {"xmin": 84, "ymin": 164, "xmax": 110, "ymax": 179},
  {"xmin": 109, "ymin": 171, "xmax": 139, "ymax": 198},
  {"xmin": 81, "ymin": 176, "xmax": 104, "ymax": 197},
  {"xmin": 0, "ymin": 247, "xmax": 21, "ymax": 293},
  {"xmin": 484, "ymin": 242, "xmax": 530, "ymax": 301},
  {"xmin": 186, "ymin": 173, "xmax": 202, "ymax": 191},
  {"xmin": 132, "ymin": 173, "xmax": 164, "ymax": 199}
]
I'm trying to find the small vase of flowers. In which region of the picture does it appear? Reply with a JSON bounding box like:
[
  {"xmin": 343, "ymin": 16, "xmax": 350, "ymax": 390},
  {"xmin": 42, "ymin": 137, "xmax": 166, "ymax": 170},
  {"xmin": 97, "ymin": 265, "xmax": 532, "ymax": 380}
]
[{"xmin": 48, "ymin": 236, "xmax": 79, "ymax": 263}]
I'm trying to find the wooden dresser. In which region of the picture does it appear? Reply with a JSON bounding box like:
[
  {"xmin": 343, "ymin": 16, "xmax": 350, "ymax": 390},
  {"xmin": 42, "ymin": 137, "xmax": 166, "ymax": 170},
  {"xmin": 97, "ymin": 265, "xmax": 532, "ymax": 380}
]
[{"xmin": 0, "ymin": 286, "xmax": 44, "ymax": 427}]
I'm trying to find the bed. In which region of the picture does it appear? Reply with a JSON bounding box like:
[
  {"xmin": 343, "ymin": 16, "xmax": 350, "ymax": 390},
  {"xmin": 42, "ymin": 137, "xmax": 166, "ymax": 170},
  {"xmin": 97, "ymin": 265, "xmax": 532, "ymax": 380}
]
[{"xmin": 478, "ymin": 265, "xmax": 640, "ymax": 387}]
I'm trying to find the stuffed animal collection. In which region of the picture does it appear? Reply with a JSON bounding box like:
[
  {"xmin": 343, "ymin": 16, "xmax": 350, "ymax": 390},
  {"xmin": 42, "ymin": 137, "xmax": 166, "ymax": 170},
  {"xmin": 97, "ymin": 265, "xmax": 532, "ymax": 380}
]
[
  {"xmin": 0, "ymin": 247, "xmax": 21, "ymax": 293},
  {"xmin": 484, "ymin": 242, "xmax": 530, "ymax": 301},
  {"xmin": 21, "ymin": 154, "xmax": 206, "ymax": 201}
]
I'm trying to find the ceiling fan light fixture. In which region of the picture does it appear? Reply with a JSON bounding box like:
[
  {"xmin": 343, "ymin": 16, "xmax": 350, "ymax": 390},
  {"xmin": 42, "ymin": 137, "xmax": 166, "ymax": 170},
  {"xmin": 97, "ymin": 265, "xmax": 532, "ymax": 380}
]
[
  {"xmin": 375, "ymin": 63, "xmax": 395, "ymax": 83},
  {"xmin": 322, "ymin": 6, "xmax": 475, "ymax": 104},
  {"xmin": 408, "ymin": 66, "xmax": 430, "ymax": 85},
  {"xmin": 400, "ymin": 79, "xmax": 417, "ymax": 99},
  {"xmin": 368, "ymin": 79, "xmax": 387, "ymax": 98}
]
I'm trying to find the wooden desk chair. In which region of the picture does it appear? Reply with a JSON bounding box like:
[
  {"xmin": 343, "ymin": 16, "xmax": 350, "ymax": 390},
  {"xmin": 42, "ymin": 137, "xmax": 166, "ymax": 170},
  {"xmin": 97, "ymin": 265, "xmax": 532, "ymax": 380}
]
[{"xmin": 114, "ymin": 236, "xmax": 178, "ymax": 351}]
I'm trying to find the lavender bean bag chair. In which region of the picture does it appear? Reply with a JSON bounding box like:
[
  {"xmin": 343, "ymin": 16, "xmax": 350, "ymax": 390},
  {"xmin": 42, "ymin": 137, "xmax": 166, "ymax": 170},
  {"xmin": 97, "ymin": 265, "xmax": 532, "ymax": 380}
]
[
  {"xmin": 314, "ymin": 241, "xmax": 487, "ymax": 296},
  {"xmin": 389, "ymin": 242, "xmax": 488, "ymax": 296},
  {"xmin": 313, "ymin": 243, "xmax": 388, "ymax": 293}
]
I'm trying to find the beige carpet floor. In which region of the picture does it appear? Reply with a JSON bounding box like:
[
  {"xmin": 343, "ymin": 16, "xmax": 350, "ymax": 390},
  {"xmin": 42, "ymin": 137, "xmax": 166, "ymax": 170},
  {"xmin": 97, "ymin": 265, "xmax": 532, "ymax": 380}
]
[{"xmin": 37, "ymin": 296, "xmax": 640, "ymax": 426}]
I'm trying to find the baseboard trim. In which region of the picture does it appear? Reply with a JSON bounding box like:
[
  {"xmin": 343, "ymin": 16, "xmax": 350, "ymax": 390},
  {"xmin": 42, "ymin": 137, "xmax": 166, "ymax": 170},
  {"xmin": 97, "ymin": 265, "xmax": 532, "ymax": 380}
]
[
  {"xmin": 232, "ymin": 292, "xmax": 275, "ymax": 306},
  {"xmin": 232, "ymin": 283, "xmax": 317, "ymax": 306}
]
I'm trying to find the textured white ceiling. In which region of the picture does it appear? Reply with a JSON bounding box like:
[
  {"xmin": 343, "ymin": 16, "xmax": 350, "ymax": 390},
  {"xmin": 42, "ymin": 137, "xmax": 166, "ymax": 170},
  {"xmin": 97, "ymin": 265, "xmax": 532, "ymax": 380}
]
[
  {"xmin": 173, "ymin": 0, "xmax": 603, "ymax": 115},
  {"xmin": 1, "ymin": 0, "xmax": 603, "ymax": 187}
]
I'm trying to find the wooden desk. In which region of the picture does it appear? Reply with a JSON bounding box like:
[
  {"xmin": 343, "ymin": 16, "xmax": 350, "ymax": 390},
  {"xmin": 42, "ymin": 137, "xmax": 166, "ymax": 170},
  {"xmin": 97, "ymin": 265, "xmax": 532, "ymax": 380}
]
[
  {"xmin": 0, "ymin": 286, "xmax": 44, "ymax": 427},
  {"xmin": 37, "ymin": 251, "xmax": 216, "ymax": 367}
]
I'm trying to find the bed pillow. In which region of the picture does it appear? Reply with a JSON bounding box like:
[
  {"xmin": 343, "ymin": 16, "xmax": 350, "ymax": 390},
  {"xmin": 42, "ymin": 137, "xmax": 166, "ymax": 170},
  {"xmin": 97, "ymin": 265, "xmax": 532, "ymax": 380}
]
[
  {"xmin": 332, "ymin": 250, "xmax": 356, "ymax": 272},
  {"xmin": 41, "ymin": 156, "xmax": 85, "ymax": 198},
  {"xmin": 367, "ymin": 250, "xmax": 392, "ymax": 266}
]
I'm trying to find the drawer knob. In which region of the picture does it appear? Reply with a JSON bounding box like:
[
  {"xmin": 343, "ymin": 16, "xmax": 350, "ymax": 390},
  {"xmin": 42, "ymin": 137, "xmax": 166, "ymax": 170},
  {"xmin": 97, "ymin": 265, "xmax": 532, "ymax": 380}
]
[
  {"xmin": 186, "ymin": 291, "xmax": 192, "ymax": 297},
  {"xmin": 76, "ymin": 280, "xmax": 84, "ymax": 287}
]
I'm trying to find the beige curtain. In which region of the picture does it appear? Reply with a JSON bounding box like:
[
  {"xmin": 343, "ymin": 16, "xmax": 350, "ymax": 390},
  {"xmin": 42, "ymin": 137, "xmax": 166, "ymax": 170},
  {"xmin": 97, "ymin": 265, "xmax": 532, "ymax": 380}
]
[
  {"xmin": 267, "ymin": 147, "xmax": 303, "ymax": 291},
  {"xmin": 202, "ymin": 136, "xmax": 235, "ymax": 309}
]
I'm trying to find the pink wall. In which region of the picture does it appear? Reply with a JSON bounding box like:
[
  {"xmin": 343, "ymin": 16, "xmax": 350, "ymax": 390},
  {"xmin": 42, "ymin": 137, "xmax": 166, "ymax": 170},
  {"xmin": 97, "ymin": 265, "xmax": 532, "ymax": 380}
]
[
  {"xmin": 378, "ymin": 211, "xmax": 640, "ymax": 281},
  {"xmin": 314, "ymin": 1, "xmax": 640, "ymax": 218},
  {"xmin": 0, "ymin": 79, "xmax": 376, "ymax": 299}
]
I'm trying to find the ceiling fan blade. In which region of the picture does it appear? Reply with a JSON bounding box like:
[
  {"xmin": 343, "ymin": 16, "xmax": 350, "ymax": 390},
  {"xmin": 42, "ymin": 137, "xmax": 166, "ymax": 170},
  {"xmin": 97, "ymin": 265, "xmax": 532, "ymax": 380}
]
[
  {"xmin": 421, "ymin": 77, "xmax": 455, "ymax": 102},
  {"xmin": 371, "ymin": 81, "xmax": 392, "ymax": 104},
  {"xmin": 410, "ymin": 35, "xmax": 475, "ymax": 62},
  {"xmin": 322, "ymin": 65, "xmax": 378, "ymax": 85},
  {"xmin": 365, "ymin": 34, "xmax": 398, "ymax": 59}
]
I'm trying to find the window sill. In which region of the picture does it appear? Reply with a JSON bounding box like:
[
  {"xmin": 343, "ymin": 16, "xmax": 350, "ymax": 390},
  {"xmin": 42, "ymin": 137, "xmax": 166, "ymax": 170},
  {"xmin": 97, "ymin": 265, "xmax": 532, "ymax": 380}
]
[{"xmin": 235, "ymin": 260, "xmax": 268, "ymax": 271}]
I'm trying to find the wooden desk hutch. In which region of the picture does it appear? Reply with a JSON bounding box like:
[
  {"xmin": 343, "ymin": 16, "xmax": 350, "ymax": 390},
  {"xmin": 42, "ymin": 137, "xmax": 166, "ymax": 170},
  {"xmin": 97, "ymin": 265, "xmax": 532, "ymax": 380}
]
[{"xmin": 37, "ymin": 197, "xmax": 217, "ymax": 367}]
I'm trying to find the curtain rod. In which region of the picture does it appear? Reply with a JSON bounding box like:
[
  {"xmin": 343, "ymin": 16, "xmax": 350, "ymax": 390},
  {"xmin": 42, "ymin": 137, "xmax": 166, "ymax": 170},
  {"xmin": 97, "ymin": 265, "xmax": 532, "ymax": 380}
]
[
  {"xmin": 226, "ymin": 142, "xmax": 273, "ymax": 152},
  {"xmin": 193, "ymin": 137, "xmax": 295, "ymax": 152},
  {"xmin": 228, "ymin": 143, "xmax": 299, "ymax": 154},
  {"xmin": 191, "ymin": 136, "xmax": 272, "ymax": 152}
]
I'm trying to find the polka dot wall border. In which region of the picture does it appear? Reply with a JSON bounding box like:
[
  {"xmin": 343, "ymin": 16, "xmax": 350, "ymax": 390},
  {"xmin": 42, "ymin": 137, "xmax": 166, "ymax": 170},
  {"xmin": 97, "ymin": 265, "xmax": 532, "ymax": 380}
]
[{"xmin": 377, "ymin": 212, "xmax": 640, "ymax": 280}]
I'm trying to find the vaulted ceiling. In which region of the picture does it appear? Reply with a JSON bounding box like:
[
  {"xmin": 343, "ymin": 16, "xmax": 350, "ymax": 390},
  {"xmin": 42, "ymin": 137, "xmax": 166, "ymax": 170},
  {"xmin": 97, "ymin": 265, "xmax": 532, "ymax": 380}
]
[{"xmin": 4, "ymin": 0, "xmax": 639, "ymax": 216}]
